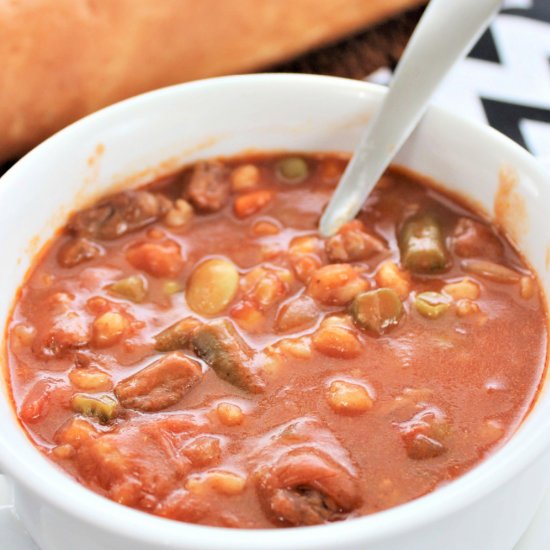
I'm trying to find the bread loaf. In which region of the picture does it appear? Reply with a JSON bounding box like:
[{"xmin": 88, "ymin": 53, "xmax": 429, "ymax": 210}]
[{"xmin": 0, "ymin": 0, "xmax": 424, "ymax": 161}]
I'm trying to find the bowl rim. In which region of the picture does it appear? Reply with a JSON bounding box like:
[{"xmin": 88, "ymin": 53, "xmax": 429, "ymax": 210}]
[{"xmin": 1, "ymin": 72, "xmax": 550, "ymax": 549}]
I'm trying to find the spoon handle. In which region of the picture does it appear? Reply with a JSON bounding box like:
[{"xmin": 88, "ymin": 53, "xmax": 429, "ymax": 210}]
[{"xmin": 319, "ymin": 0, "xmax": 502, "ymax": 237}]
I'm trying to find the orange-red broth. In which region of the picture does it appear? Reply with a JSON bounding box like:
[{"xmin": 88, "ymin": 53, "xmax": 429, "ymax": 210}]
[{"xmin": 6, "ymin": 154, "xmax": 547, "ymax": 529}]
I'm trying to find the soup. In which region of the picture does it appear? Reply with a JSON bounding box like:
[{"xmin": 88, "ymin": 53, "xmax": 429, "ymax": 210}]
[{"xmin": 5, "ymin": 153, "xmax": 547, "ymax": 528}]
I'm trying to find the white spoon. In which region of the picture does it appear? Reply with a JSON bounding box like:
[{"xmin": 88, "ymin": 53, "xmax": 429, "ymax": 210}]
[{"xmin": 319, "ymin": 0, "xmax": 502, "ymax": 237}]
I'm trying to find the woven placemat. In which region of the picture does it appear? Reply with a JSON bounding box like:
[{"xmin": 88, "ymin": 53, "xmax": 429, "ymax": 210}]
[{"xmin": 271, "ymin": 7, "xmax": 422, "ymax": 79}]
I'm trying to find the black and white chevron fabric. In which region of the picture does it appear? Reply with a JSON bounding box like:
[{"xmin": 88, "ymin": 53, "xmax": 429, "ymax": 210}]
[{"xmin": 369, "ymin": 0, "xmax": 550, "ymax": 168}]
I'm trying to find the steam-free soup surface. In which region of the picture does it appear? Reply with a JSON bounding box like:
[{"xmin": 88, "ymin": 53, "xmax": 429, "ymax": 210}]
[{"xmin": 6, "ymin": 154, "xmax": 546, "ymax": 528}]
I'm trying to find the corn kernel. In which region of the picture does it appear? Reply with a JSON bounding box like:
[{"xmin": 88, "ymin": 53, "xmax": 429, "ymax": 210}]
[
  {"xmin": 313, "ymin": 316, "xmax": 362, "ymax": 359},
  {"xmin": 252, "ymin": 220, "xmax": 280, "ymax": 236},
  {"xmin": 375, "ymin": 260, "xmax": 411, "ymax": 299},
  {"xmin": 277, "ymin": 337, "xmax": 312, "ymax": 359},
  {"xmin": 327, "ymin": 380, "xmax": 374, "ymax": 414},
  {"xmin": 443, "ymin": 278, "xmax": 480, "ymax": 300},
  {"xmin": 69, "ymin": 367, "xmax": 112, "ymax": 391},
  {"xmin": 164, "ymin": 199, "xmax": 193, "ymax": 229},
  {"xmin": 186, "ymin": 471, "xmax": 246, "ymax": 496},
  {"xmin": 231, "ymin": 164, "xmax": 260, "ymax": 192},
  {"xmin": 91, "ymin": 311, "xmax": 128, "ymax": 347},
  {"xmin": 216, "ymin": 402, "xmax": 244, "ymax": 426},
  {"xmin": 52, "ymin": 444, "xmax": 75, "ymax": 459}
]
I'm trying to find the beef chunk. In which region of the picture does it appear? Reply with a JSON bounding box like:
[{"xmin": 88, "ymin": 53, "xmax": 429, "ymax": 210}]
[
  {"xmin": 57, "ymin": 237, "xmax": 104, "ymax": 267},
  {"xmin": 252, "ymin": 417, "xmax": 361, "ymax": 526},
  {"xmin": 452, "ymin": 217, "xmax": 504, "ymax": 260},
  {"xmin": 74, "ymin": 416, "xmax": 198, "ymax": 509},
  {"xmin": 186, "ymin": 161, "xmax": 230, "ymax": 213},
  {"xmin": 68, "ymin": 190, "xmax": 171, "ymax": 240},
  {"xmin": 325, "ymin": 220, "xmax": 385, "ymax": 263},
  {"xmin": 115, "ymin": 352, "xmax": 202, "ymax": 412},
  {"xmin": 191, "ymin": 319, "xmax": 264, "ymax": 393},
  {"xmin": 256, "ymin": 449, "xmax": 361, "ymax": 526}
]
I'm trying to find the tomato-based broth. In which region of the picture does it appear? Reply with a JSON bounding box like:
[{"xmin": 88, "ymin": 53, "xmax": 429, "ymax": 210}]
[{"xmin": 5, "ymin": 154, "xmax": 547, "ymax": 528}]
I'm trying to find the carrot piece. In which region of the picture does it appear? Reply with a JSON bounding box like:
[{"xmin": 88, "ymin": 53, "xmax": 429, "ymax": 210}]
[{"xmin": 233, "ymin": 190, "xmax": 273, "ymax": 218}]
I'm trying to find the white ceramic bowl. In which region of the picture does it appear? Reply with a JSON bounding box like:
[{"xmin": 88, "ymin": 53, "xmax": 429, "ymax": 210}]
[{"xmin": 1, "ymin": 74, "xmax": 549, "ymax": 550}]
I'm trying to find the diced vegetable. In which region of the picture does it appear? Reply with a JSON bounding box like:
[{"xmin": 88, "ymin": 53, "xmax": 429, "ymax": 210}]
[
  {"xmin": 163, "ymin": 280, "xmax": 183, "ymax": 295},
  {"xmin": 69, "ymin": 367, "xmax": 112, "ymax": 392},
  {"xmin": 274, "ymin": 336, "xmax": 312, "ymax": 359},
  {"xmin": 251, "ymin": 220, "xmax": 280, "ymax": 236},
  {"xmin": 106, "ymin": 275, "xmax": 147, "ymax": 303},
  {"xmin": 399, "ymin": 213, "xmax": 448, "ymax": 273},
  {"xmin": 186, "ymin": 258, "xmax": 239, "ymax": 316},
  {"xmin": 312, "ymin": 316, "xmax": 362, "ymax": 359},
  {"xmin": 325, "ymin": 220, "xmax": 385, "ymax": 263},
  {"xmin": 233, "ymin": 190, "xmax": 273, "ymax": 218},
  {"xmin": 154, "ymin": 316, "xmax": 202, "ymax": 351},
  {"xmin": 291, "ymin": 255, "xmax": 322, "ymax": 284},
  {"xmin": 91, "ymin": 311, "xmax": 129, "ymax": 348},
  {"xmin": 414, "ymin": 292, "xmax": 450, "ymax": 320},
  {"xmin": 191, "ymin": 319, "xmax": 264, "ymax": 393},
  {"xmin": 288, "ymin": 235, "xmax": 323, "ymax": 283},
  {"xmin": 19, "ymin": 380, "xmax": 59, "ymax": 423},
  {"xmin": 52, "ymin": 444, "xmax": 76, "ymax": 459},
  {"xmin": 350, "ymin": 288, "xmax": 402, "ymax": 334},
  {"xmin": 398, "ymin": 407, "xmax": 449, "ymax": 460},
  {"xmin": 38, "ymin": 308, "xmax": 89, "ymax": 358},
  {"xmin": 274, "ymin": 295, "xmax": 318, "ymax": 333},
  {"xmin": 72, "ymin": 394, "xmax": 119, "ymax": 423},
  {"xmin": 231, "ymin": 164, "xmax": 260, "ymax": 192},
  {"xmin": 183, "ymin": 436, "xmax": 222, "ymax": 466},
  {"xmin": 241, "ymin": 266, "xmax": 292, "ymax": 311},
  {"xmin": 186, "ymin": 471, "xmax": 246, "ymax": 496},
  {"xmin": 114, "ymin": 352, "xmax": 202, "ymax": 412},
  {"xmin": 164, "ymin": 199, "xmax": 193, "ymax": 229},
  {"xmin": 375, "ymin": 260, "xmax": 411, "ymax": 299},
  {"xmin": 289, "ymin": 235, "xmax": 320, "ymax": 256},
  {"xmin": 230, "ymin": 302, "xmax": 266, "ymax": 333},
  {"xmin": 216, "ymin": 402, "xmax": 244, "ymax": 426},
  {"xmin": 326, "ymin": 380, "xmax": 374, "ymax": 415},
  {"xmin": 461, "ymin": 259, "xmax": 520, "ymax": 283},
  {"xmin": 442, "ymin": 278, "xmax": 480, "ymax": 300},
  {"xmin": 404, "ymin": 434, "xmax": 447, "ymax": 460},
  {"xmin": 55, "ymin": 417, "xmax": 98, "ymax": 448},
  {"xmin": 307, "ymin": 264, "xmax": 369, "ymax": 306},
  {"xmin": 126, "ymin": 239, "xmax": 184, "ymax": 278},
  {"xmin": 276, "ymin": 157, "xmax": 309, "ymax": 183}
]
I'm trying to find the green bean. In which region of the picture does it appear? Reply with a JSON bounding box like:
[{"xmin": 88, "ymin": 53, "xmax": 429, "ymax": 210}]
[
  {"xmin": 191, "ymin": 319, "xmax": 264, "ymax": 393},
  {"xmin": 414, "ymin": 292, "xmax": 450, "ymax": 319},
  {"xmin": 72, "ymin": 394, "xmax": 118, "ymax": 423},
  {"xmin": 399, "ymin": 214, "xmax": 448, "ymax": 273},
  {"xmin": 154, "ymin": 317, "xmax": 202, "ymax": 351},
  {"xmin": 350, "ymin": 288, "xmax": 403, "ymax": 334},
  {"xmin": 106, "ymin": 275, "xmax": 147, "ymax": 303}
]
